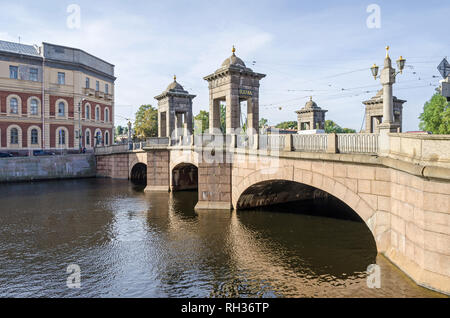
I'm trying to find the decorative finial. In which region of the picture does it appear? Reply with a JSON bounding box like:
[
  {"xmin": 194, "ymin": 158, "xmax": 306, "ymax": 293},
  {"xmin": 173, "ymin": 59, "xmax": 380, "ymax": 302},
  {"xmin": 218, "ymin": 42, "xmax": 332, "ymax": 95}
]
[
  {"xmin": 385, "ymin": 46, "xmax": 390, "ymax": 58},
  {"xmin": 174, "ymin": 74, "xmax": 176, "ymax": 82},
  {"xmin": 232, "ymin": 45, "xmax": 236, "ymax": 55},
  {"xmin": 310, "ymin": 96, "xmax": 313, "ymax": 101}
]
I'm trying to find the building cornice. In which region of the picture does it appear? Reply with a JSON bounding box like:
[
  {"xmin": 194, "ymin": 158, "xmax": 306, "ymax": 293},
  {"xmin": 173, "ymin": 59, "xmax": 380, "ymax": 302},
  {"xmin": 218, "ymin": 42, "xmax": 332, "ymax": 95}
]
[{"xmin": 203, "ymin": 66, "xmax": 266, "ymax": 81}]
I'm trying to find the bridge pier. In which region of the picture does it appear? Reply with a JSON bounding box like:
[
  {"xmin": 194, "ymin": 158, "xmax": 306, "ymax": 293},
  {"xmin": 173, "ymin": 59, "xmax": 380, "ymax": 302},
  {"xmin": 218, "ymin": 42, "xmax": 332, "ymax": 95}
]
[
  {"xmin": 144, "ymin": 149, "xmax": 170, "ymax": 192},
  {"xmin": 195, "ymin": 160, "xmax": 233, "ymax": 211}
]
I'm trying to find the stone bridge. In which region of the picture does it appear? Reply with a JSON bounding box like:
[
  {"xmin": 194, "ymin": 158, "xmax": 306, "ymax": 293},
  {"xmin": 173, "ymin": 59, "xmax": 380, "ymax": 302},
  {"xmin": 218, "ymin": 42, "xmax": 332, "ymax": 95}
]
[
  {"xmin": 95, "ymin": 132, "xmax": 450, "ymax": 295},
  {"xmin": 95, "ymin": 47, "xmax": 450, "ymax": 295}
]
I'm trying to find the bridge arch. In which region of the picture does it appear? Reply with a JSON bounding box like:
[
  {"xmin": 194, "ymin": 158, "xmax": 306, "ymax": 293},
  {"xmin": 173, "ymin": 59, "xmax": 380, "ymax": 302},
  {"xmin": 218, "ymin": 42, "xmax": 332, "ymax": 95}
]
[
  {"xmin": 130, "ymin": 163, "xmax": 147, "ymax": 184},
  {"xmin": 233, "ymin": 167, "xmax": 378, "ymax": 245},
  {"xmin": 171, "ymin": 162, "xmax": 198, "ymax": 191}
]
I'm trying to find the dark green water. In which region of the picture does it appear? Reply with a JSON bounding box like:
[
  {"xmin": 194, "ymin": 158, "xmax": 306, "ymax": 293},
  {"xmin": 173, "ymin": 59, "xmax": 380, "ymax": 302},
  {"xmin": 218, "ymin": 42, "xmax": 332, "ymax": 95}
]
[{"xmin": 0, "ymin": 178, "xmax": 444, "ymax": 297}]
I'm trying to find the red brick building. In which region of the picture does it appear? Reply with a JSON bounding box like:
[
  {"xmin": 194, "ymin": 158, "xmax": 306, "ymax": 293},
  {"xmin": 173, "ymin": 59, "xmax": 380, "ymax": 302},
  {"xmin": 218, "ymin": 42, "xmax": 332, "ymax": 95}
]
[{"xmin": 0, "ymin": 40, "xmax": 115, "ymax": 154}]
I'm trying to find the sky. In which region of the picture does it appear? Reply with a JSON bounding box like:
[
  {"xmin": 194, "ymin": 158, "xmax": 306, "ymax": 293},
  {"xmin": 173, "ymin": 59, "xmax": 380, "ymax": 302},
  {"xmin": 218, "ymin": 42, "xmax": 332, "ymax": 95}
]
[{"xmin": 0, "ymin": 0, "xmax": 449, "ymax": 131}]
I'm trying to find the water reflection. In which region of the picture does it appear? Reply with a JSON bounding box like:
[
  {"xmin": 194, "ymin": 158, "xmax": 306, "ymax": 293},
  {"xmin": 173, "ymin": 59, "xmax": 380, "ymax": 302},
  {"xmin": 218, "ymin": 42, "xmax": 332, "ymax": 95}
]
[{"xmin": 0, "ymin": 179, "xmax": 444, "ymax": 298}]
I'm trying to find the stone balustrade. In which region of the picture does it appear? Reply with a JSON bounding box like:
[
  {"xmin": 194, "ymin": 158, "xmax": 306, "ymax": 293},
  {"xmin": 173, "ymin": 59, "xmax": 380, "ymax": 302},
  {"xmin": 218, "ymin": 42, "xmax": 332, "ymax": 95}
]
[
  {"xmin": 337, "ymin": 133, "xmax": 379, "ymax": 154},
  {"xmin": 96, "ymin": 133, "xmax": 450, "ymax": 171},
  {"xmin": 292, "ymin": 134, "xmax": 328, "ymax": 152}
]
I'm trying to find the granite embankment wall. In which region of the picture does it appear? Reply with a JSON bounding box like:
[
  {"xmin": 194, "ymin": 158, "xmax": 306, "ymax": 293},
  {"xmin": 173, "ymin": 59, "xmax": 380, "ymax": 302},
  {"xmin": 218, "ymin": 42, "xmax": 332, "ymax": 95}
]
[{"xmin": 0, "ymin": 154, "xmax": 96, "ymax": 182}]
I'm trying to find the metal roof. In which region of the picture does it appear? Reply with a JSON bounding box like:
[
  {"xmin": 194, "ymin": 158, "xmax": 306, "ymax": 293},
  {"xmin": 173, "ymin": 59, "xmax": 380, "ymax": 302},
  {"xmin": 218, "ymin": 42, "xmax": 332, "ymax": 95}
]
[{"xmin": 0, "ymin": 40, "xmax": 40, "ymax": 57}]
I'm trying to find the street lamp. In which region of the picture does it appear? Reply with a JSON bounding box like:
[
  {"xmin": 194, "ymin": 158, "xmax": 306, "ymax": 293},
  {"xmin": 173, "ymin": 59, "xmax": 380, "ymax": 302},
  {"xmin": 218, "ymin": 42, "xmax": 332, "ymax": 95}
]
[
  {"xmin": 396, "ymin": 56, "xmax": 406, "ymax": 74},
  {"xmin": 370, "ymin": 46, "xmax": 406, "ymax": 131},
  {"xmin": 370, "ymin": 46, "xmax": 406, "ymax": 80},
  {"xmin": 370, "ymin": 64, "xmax": 379, "ymax": 80},
  {"xmin": 78, "ymin": 97, "xmax": 86, "ymax": 152},
  {"xmin": 127, "ymin": 121, "xmax": 133, "ymax": 150}
]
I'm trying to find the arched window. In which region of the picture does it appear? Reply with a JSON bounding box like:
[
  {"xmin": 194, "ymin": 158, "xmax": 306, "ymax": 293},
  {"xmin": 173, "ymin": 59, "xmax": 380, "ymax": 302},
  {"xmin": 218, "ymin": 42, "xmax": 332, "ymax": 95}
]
[
  {"xmin": 58, "ymin": 129, "xmax": 66, "ymax": 145},
  {"xmin": 31, "ymin": 129, "xmax": 39, "ymax": 144},
  {"xmin": 10, "ymin": 128, "xmax": 18, "ymax": 144},
  {"xmin": 95, "ymin": 106, "xmax": 100, "ymax": 121},
  {"xmin": 85, "ymin": 104, "xmax": 91, "ymax": 120},
  {"xmin": 58, "ymin": 102, "xmax": 65, "ymax": 117},
  {"xmin": 85, "ymin": 130, "xmax": 90, "ymax": 146},
  {"xmin": 105, "ymin": 131, "xmax": 109, "ymax": 146},
  {"xmin": 105, "ymin": 108, "xmax": 109, "ymax": 122},
  {"xmin": 30, "ymin": 99, "xmax": 39, "ymax": 115},
  {"xmin": 10, "ymin": 98, "xmax": 18, "ymax": 114},
  {"xmin": 95, "ymin": 131, "xmax": 102, "ymax": 145}
]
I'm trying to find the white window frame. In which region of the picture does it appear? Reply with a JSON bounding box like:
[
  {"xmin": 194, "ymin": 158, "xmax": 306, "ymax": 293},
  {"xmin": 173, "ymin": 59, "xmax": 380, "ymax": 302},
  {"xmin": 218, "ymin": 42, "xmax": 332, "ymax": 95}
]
[
  {"xmin": 85, "ymin": 128, "xmax": 92, "ymax": 148},
  {"xmin": 28, "ymin": 96, "xmax": 41, "ymax": 117},
  {"xmin": 7, "ymin": 125, "xmax": 22, "ymax": 148},
  {"xmin": 104, "ymin": 107, "xmax": 109, "ymax": 123},
  {"xmin": 55, "ymin": 99, "xmax": 68, "ymax": 119},
  {"xmin": 95, "ymin": 105, "xmax": 101, "ymax": 122},
  {"xmin": 30, "ymin": 68, "xmax": 38, "ymax": 82},
  {"xmin": 85, "ymin": 103, "xmax": 91, "ymax": 120},
  {"xmin": 56, "ymin": 127, "xmax": 69, "ymax": 148},
  {"xmin": 9, "ymin": 65, "xmax": 18, "ymax": 79},
  {"xmin": 28, "ymin": 126, "xmax": 41, "ymax": 148},
  {"xmin": 7, "ymin": 94, "xmax": 22, "ymax": 116},
  {"xmin": 58, "ymin": 72, "xmax": 65, "ymax": 85}
]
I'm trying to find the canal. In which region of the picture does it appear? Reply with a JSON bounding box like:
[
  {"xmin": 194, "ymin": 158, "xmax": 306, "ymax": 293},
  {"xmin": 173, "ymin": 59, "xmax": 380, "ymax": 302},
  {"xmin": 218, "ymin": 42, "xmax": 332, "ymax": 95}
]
[{"xmin": 0, "ymin": 178, "xmax": 445, "ymax": 297}]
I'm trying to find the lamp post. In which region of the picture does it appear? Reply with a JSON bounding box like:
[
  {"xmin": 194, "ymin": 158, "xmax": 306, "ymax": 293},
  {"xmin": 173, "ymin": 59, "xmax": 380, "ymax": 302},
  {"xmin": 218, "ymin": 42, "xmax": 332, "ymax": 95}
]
[
  {"xmin": 78, "ymin": 98, "xmax": 86, "ymax": 152},
  {"xmin": 370, "ymin": 46, "xmax": 406, "ymax": 132},
  {"xmin": 127, "ymin": 121, "xmax": 133, "ymax": 150}
]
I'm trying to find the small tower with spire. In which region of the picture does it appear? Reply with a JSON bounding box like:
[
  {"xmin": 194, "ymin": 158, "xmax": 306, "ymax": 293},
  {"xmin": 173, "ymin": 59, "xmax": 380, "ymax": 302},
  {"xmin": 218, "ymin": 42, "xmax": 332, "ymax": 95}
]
[
  {"xmin": 295, "ymin": 96, "xmax": 328, "ymax": 133},
  {"xmin": 203, "ymin": 46, "xmax": 266, "ymax": 134},
  {"xmin": 154, "ymin": 75, "xmax": 196, "ymax": 140}
]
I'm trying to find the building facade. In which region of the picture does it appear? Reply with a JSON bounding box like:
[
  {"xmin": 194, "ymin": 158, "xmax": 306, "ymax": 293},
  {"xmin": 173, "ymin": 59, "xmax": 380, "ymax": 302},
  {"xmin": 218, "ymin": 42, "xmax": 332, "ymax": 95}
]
[{"xmin": 0, "ymin": 40, "xmax": 115, "ymax": 154}]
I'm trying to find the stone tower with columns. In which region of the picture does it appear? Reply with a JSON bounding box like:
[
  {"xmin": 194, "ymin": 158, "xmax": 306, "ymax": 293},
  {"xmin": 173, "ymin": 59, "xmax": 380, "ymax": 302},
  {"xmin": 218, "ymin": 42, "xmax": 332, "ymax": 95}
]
[
  {"xmin": 362, "ymin": 89, "xmax": 406, "ymax": 133},
  {"xmin": 203, "ymin": 46, "xmax": 266, "ymax": 134},
  {"xmin": 155, "ymin": 76, "xmax": 195, "ymax": 141},
  {"xmin": 295, "ymin": 97, "xmax": 328, "ymax": 132}
]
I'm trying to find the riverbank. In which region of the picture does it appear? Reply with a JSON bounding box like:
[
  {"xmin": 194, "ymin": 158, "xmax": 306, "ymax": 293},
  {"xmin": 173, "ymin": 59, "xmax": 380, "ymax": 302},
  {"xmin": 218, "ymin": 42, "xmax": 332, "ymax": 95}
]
[{"xmin": 0, "ymin": 154, "xmax": 96, "ymax": 182}]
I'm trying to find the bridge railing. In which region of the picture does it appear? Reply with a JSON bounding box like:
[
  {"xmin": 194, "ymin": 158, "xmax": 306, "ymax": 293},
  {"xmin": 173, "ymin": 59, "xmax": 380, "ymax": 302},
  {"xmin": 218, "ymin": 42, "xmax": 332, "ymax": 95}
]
[
  {"xmin": 94, "ymin": 143, "xmax": 129, "ymax": 154},
  {"xmin": 292, "ymin": 134, "xmax": 328, "ymax": 152},
  {"xmin": 337, "ymin": 133, "xmax": 378, "ymax": 154},
  {"xmin": 146, "ymin": 137, "xmax": 170, "ymax": 146}
]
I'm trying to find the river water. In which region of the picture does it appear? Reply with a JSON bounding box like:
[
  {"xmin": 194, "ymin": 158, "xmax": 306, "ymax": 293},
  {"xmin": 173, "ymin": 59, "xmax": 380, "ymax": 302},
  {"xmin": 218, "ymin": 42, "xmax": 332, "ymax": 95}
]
[{"xmin": 0, "ymin": 178, "xmax": 445, "ymax": 298}]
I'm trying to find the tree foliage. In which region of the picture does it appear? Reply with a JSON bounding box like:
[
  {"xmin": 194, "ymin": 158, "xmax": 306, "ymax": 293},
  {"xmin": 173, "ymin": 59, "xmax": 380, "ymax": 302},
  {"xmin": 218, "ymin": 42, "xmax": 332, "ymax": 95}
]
[
  {"xmin": 115, "ymin": 125, "xmax": 128, "ymax": 136},
  {"xmin": 259, "ymin": 118, "xmax": 268, "ymax": 128},
  {"xmin": 134, "ymin": 104, "xmax": 158, "ymax": 138},
  {"xmin": 419, "ymin": 93, "xmax": 450, "ymax": 134},
  {"xmin": 324, "ymin": 120, "xmax": 356, "ymax": 133},
  {"xmin": 275, "ymin": 121, "xmax": 297, "ymax": 129},
  {"xmin": 220, "ymin": 103, "xmax": 226, "ymax": 133},
  {"xmin": 194, "ymin": 110, "xmax": 209, "ymax": 134}
]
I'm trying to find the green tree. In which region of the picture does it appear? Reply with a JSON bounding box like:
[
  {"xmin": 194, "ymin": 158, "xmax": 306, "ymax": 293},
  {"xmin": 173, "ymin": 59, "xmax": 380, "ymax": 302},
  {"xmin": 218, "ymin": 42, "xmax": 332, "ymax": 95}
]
[
  {"xmin": 275, "ymin": 121, "xmax": 297, "ymax": 129},
  {"xmin": 220, "ymin": 103, "xmax": 226, "ymax": 133},
  {"xmin": 115, "ymin": 125, "xmax": 124, "ymax": 135},
  {"xmin": 194, "ymin": 110, "xmax": 209, "ymax": 134},
  {"xmin": 259, "ymin": 118, "xmax": 268, "ymax": 128},
  {"xmin": 419, "ymin": 93, "xmax": 450, "ymax": 134},
  {"xmin": 324, "ymin": 120, "xmax": 356, "ymax": 133},
  {"xmin": 134, "ymin": 104, "xmax": 158, "ymax": 138}
]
